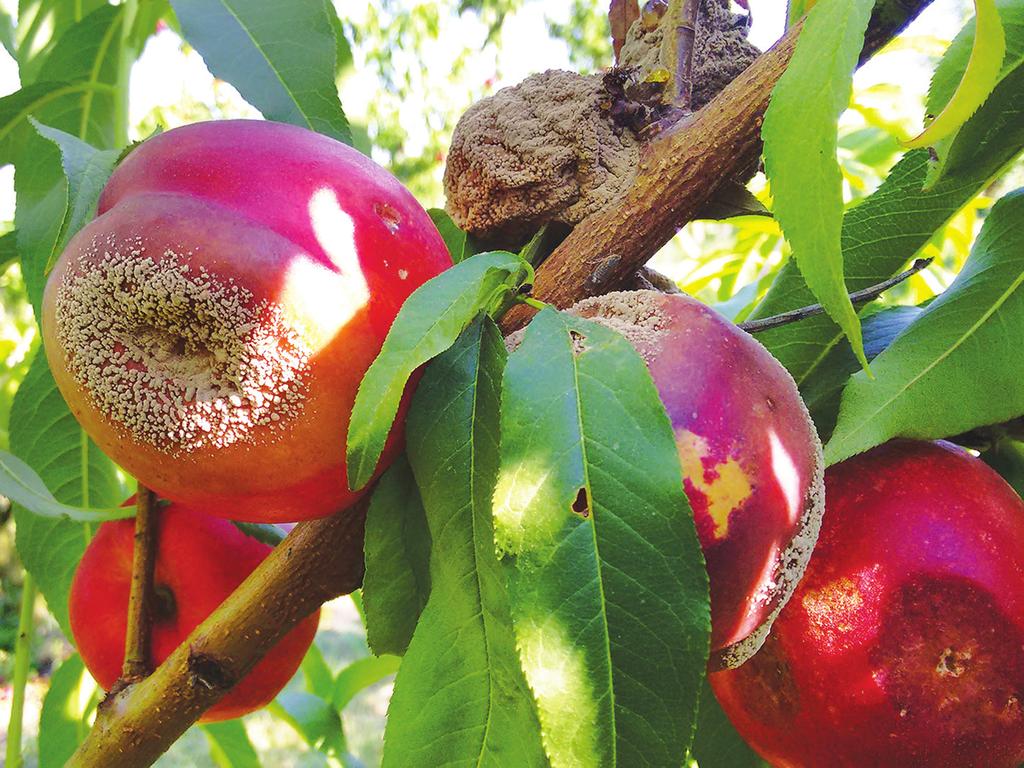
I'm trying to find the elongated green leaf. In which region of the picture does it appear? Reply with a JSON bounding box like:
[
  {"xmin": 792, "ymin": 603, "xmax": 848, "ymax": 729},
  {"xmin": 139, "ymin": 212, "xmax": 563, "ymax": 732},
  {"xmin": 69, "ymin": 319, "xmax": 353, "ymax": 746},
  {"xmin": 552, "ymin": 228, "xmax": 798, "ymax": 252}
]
[
  {"xmin": 10, "ymin": 351, "xmax": 124, "ymax": 636},
  {"xmin": 363, "ymin": 454, "xmax": 431, "ymax": 657},
  {"xmin": 383, "ymin": 317, "xmax": 547, "ymax": 768},
  {"xmin": 31, "ymin": 121, "xmax": 119, "ymax": 274},
  {"xmin": 826, "ymin": 189, "xmax": 1024, "ymax": 464},
  {"xmin": 202, "ymin": 721, "xmax": 260, "ymax": 768},
  {"xmin": 38, "ymin": 654, "xmax": 98, "ymax": 768},
  {"xmin": 786, "ymin": 0, "xmax": 815, "ymax": 27},
  {"xmin": 800, "ymin": 305, "xmax": 924, "ymax": 440},
  {"xmin": 906, "ymin": 0, "xmax": 1005, "ymax": 150},
  {"xmin": 332, "ymin": 654, "xmax": 401, "ymax": 711},
  {"xmin": 752, "ymin": 141, "xmax": 1024, "ymax": 387},
  {"xmin": 762, "ymin": 0, "xmax": 875, "ymax": 369},
  {"xmin": 169, "ymin": 0, "xmax": 350, "ymax": 143},
  {"xmin": 0, "ymin": 230, "xmax": 17, "ymax": 271},
  {"xmin": 231, "ymin": 521, "xmax": 286, "ymax": 545},
  {"xmin": 494, "ymin": 309, "xmax": 710, "ymax": 768},
  {"xmin": 298, "ymin": 641, "xmax": 335, "ymax": 702},
  {"xmin": 0, "ymin": 448, "xmax": 125, "ymax": 521},
  {"xmin": 690, "ymin": 679, "xmax": 767, "ymax": 768},
  {"xmin": 8, "ymin": 4, "xmax": 125, "ymax": 313},
  {"xmin": 15, "ymin": 0, "xmax": 107, "ymax": 84},
  {"xmin": 347, "ymin": 251, "xmax": 531, "ymax": 489},
  {"xmin": 270, "ymin": 691, "xmax": 347, "ymax": 756},
  {"xmin": 428, "ymin": 208, "xmax": 472, "ymax": 264},
  {"xmin": 923, "ymin": 0, "xmax": 1024, "ymax": 186}
]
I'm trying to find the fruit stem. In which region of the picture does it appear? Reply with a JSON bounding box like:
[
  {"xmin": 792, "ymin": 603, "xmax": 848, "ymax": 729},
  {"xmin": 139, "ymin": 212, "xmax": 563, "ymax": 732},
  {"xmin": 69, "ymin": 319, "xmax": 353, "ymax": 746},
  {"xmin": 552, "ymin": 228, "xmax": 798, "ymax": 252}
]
[
  {"xmin": 122, "ymin": 485, "xmax": 159, "ymax": 682},
  {"xmin": 738, "ymin": 258, "xmax": 933, "ymax": 334},
  {"xmin": 4, "ymin": 571, "xmax": 36, "ymax": 768}
]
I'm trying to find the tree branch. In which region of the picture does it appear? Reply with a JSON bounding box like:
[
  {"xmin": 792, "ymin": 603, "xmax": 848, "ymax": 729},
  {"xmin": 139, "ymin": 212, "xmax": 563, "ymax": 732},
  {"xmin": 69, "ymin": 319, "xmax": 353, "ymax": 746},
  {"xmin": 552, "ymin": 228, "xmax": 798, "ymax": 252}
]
[
  {"xmin": 120, "ymin": 486, "xmax": 159, "ymax": 683},
  {"xmin": 67, "ymin": 1, "xmax": 936, "ymax": 764},
  {"xmin": 500, "ymin": 0, "xmax": 934, "ymax": 333},
  {"xmin": 738, "ymin": 257, "xmax": 933, "ymax": 333},
  {"xmin": 68, "ymin": 501, "xmax": 367, "ymax": 768}
]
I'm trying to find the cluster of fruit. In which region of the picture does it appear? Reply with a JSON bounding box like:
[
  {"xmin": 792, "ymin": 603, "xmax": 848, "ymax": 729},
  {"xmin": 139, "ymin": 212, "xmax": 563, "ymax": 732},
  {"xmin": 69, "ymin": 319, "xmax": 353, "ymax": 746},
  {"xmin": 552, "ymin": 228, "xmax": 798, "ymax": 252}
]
[
  {"xmin": 43, "ymin": 119, "xmax": 1024, "ymax": 765},
  {"xmin": 45, "ymin": 120, "xmax": 451, "ymax": 719}
]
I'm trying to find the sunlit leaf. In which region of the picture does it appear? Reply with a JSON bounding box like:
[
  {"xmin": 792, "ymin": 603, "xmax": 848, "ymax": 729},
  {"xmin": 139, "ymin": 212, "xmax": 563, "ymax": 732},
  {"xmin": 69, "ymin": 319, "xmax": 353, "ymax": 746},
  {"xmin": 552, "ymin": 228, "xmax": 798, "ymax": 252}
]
[
  {"xmin": 827, "ymin": 189, "xmax": 1024, "ymax": 464},
  {"xmin": 170, "ymin": 0, "xmax": 351, "ymax": 143},
  {"xmin": 762, "ymin": 0, "xmax": 875, "ymax": 369},
  {"xmin": 905, "ymin": 0, "xmax": 1005, "ymax": 149},
  {"xmin": 494, "ymin": 308, "xmax": 709, "ymax": 768},
  {"xmin": 347, "ymin": 251, "xmax": 531, "ymax": 489},
  {"xmin": 383, "ymin": 317, "xmax": 546, "ymax": 768},
  {"xmin": 38, "ymin": 654, "xmax": 98, "ymax": 768}
]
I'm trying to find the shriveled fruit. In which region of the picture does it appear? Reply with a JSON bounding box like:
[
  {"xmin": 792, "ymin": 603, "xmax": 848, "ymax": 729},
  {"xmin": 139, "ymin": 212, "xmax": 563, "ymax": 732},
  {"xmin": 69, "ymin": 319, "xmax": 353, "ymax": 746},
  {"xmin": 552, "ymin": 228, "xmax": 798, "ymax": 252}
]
[
  {"xmin": 69, "ymin": 499, "xmax": 319, "ymax": 722},
  {"xmin": 571, "ymin": 290, "xmax": 824, "ymax": 668},
  {"xmin": 711, "ymin": 440, "xmax": 1024, "ymax": 768},
  {"xmin": 42, "ymin": 120, "xmax": 450, "ymax": 522}
]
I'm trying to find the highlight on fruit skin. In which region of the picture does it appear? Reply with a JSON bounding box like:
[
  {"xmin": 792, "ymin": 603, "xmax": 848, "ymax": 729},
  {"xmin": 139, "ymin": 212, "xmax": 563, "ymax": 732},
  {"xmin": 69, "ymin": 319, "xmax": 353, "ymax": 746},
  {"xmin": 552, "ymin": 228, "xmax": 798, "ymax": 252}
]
[
  {"xmin": 711, "ymin": 439, "xmax": 1024, "ymax": 768},
  {"xmin": 69, "ymin": 500, "xmax": 319, "ymax": 722},
  {"xmin": 42, "ymin": 119, "xmax": 452, "ymax": 523},
  {"xmin": 568, "ymin": 289, "xmax": 825, "ymax": 669}
]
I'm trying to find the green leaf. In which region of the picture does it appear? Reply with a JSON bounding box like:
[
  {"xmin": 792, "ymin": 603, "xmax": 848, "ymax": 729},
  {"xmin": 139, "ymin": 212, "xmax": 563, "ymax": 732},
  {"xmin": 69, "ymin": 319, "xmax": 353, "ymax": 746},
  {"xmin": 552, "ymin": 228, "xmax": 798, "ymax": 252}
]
[
  {"xmin": 201, "ymin": 720, "xmax": 260, "ymax": 768},
  {"xmin": 346, "ymin": 250, "xmax": 531, "ymax": 490},
  {"xmin": 6, "ymin": 4, "xmax": 125, "ymax": 313},
  {"xmin": 0, "ymin": 448, "xmax": 126, "ymax": 521},
  {"xmin": 906, "ymin": 0, "xmax": 1005, "ymax": 150},
  {"xmin": 696, "ymin": 180, "xmax": 770, "ymax": 221},
  {"xmin": 382, "ymin": 317, "xmax": 547, "ymax": 768},
  {"xmin": 38, "ymin": 654, "xmax": 98, "ymax": 768},
  {"xmin": 983, "ymin": 438, "xmax": 1024, "ymax": 498},
  {"xmin": 922, "ymin": 0, "xmax": 1024, "ymax": 186},
  {"xmin": 428, "ymin": 208, "xmax": 472, "ymax": 264},
  {"xmin": 826, "ymin": 189, "xmax": 1024, "ymax": 464},
  {"xmin": 363, "ymin": 454, "xmax": 431, "ymax": 657},
  {"xmin": 762, "ymin": 0, "xmax": 875, "ymax": 369},
  {"xmin": 0, "ymin": 230, "xmax": 17, "ymax": 271},
  {"xmin": 270, "ymin": 691, "xmax": 347, "ymax": 756},
  {"xmin": 299, "ymin": 641, "xmax": 335, "ymax": 701},
  {"xmin": 494, "ymin": 309, "xmax": 710, "ymax": 768},
  {"xmin": 10, "ymin": 351, "xmax": 125, "ymax": 636},
  {"xmin": 786, "ymin": 0, "xmax": 814, "ymax": 28},
  {"xmin": 15, "ymin": 0, "xmax": 107, "ymax": 84},
  {"xmin": 751, "ymin": 140, "xmax": 1024, "ymax": 388},
  {"xmin": 31, "ymin": 121, "xmax": 119, "ymax": 274},
  {"xmin": 800, "ymin": 305, "xmax": 924, "ymax": 441},
  {"xmin": 332, "ymin": 654, "xmax": 401, "ymax": 711},
  {"xmin": 169, "ymin": 0, "xmax": 351, "ymax": 144},
  {"xmin": 690, "ymin": 679, "xmax": 767, "ymax": 768},
  {"xmin": 230, "ymin": 521, "xmax": 286, "ymax": 546}
]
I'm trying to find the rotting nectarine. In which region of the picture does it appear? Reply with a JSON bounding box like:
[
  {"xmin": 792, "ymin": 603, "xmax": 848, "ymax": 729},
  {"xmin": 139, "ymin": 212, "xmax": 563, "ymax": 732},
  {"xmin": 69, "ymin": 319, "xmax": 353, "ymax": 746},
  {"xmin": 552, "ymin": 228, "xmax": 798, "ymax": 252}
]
[
  {"xmin": 711, "ymin": 440, "xmax": 1024, "ymax": 767},
  {"xmin": 69, "ymin": 500, "xmax": 319, "ymax": 722},
  {"xmin": 569, "ymin": 290, "xmax": 824, "ymax": 669},
  {"xmin": 42, "ymin": 120, "xmax": 451, "ymax": 522}
]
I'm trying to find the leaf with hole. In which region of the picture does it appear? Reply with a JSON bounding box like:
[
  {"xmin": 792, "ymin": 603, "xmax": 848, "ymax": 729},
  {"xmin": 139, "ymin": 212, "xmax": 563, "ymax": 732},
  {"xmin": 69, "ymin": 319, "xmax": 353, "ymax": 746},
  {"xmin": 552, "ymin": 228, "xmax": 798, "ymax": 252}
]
[{"xmin": 494, "ymin": 308, "xmax": 710, "ymax": 768}]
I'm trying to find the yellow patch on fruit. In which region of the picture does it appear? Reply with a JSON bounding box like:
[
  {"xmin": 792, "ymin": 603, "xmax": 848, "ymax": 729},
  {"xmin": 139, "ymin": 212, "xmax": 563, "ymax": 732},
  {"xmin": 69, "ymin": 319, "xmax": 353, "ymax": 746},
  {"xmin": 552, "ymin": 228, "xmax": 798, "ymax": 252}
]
[{"xmin": 676, "ymin": 430, "xmax": 752, "ymax": 540}]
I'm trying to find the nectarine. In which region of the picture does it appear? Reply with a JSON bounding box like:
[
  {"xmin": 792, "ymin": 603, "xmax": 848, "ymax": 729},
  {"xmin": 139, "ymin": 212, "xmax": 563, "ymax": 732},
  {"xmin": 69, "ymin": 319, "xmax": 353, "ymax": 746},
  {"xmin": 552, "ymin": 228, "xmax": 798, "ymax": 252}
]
[
  {"xmin": 69, "ymin": 500, "xmax": 319, "ymax": 721},
  {"xmin": 42, "ymin": 120, "xmax": 451, "ymax": 522},
  {"xmin": 711, "ymin": 440, "xmax": 1024, "ymax": 767},
  {"xmin": 571, "ymin": 290, "xmax": 824, "ymax": 668}
]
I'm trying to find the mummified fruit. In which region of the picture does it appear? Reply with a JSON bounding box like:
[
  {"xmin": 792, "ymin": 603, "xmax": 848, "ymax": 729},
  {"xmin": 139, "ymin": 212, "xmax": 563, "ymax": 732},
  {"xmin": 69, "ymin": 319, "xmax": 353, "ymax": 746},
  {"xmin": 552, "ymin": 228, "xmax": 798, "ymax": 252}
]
[
  {"xmin": 570, "ymin": 290, "xmax": 824, "ymax": 669},
  {"xmin": 711, "ymin": 440, "xmax": 1024, "ymax": 768},
  {"xmin": 69, "ymin": 500, "xmax": 319, "ymax": 721},
  {"xmin": 42, "ymin": 120, "xmax": 450, "ymax": 522}
]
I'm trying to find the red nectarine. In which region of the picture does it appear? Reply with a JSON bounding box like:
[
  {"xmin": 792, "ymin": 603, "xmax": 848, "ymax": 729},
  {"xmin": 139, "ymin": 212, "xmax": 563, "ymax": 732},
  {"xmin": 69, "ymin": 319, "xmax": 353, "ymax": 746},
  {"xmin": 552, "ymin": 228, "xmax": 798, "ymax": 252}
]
[
  {"xmin": 571, "ymin": 290, "xmax": 824, "ymax": 668},
  {"xmin": 69, "ymin": 500, "xmax": 319, "ymax": 721},
  {"xmin": 42, "ymin": 120, "xmax": 451, "ymax": 522},
  {"xmin": 711, "ymin": 440, "xmax": 1024, "ymax": 767}
]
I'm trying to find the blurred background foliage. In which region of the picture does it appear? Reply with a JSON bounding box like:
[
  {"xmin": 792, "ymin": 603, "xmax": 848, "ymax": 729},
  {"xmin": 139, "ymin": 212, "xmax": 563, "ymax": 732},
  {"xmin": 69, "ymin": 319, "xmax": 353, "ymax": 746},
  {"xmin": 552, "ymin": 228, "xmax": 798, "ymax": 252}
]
[{"xmin": 1, "ymin": 0, "xmax": 1017, "ymax": 764}]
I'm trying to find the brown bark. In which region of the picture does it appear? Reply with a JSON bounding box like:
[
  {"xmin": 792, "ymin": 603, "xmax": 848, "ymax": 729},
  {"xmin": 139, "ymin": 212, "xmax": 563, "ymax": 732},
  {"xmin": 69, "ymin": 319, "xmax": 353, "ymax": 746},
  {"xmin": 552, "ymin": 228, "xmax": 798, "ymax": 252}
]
[
  {"xmin": 68, "ymin": 1, "xmax": 936, "ymax": 764},
  {"xmin": 68, "ymin": 503, "xmax": 367, "ymax": 768},
  {"xmin": 120, "ymin": 486, "xmax": 159, "ymax": 683}
]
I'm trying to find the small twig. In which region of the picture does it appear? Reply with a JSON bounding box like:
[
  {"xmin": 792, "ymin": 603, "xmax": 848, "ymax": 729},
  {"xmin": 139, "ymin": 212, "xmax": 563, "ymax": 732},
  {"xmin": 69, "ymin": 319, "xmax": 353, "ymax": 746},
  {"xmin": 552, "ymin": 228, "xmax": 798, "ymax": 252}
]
[
  {"xmin": 121, "ymin": 485, "xmax": 159, "ymax": 682},
  {"xmin": 667, "ymin": 0, "xmax": 701, "ymax": 107},
  {"xmin": 738, "ymin": 258, "xmax": 933, "ymax": 334}
]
